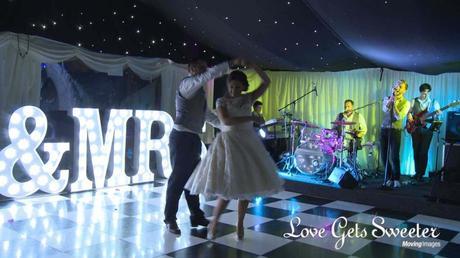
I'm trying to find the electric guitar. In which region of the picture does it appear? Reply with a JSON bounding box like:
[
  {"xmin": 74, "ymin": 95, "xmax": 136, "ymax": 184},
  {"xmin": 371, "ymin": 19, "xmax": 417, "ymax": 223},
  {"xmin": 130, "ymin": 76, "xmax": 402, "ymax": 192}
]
[{"xmin": 405, "ymin": 100, "xmax": 460, "ymax": 134}]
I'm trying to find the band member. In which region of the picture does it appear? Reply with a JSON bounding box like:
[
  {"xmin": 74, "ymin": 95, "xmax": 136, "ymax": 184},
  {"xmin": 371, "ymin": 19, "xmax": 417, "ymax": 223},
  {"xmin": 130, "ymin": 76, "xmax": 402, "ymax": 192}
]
[
  {"xmin": 408, "ymin": 83, "xmax": 441, "ymax": 181},
  {"xmin": 252, "ymin": 100, "xmax": 265, "ymax": 128},
  {"xmin": 381, "ymin": 80, "xmax": 411, "ymax": 188},
  {"xmin": 335, "ymin": 99, "xmax": 367, "ymax": 152},
  {"xmin": 164, "ymin": 58, "xmax": 245, "ymax": 234}
]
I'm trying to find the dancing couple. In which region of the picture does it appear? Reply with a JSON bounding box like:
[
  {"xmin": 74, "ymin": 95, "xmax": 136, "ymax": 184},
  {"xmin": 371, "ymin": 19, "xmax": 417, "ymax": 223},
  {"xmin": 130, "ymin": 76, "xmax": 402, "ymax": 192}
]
[{"xmin": 164, "ymin": 58, "xmax": 283, "ymax": 240}]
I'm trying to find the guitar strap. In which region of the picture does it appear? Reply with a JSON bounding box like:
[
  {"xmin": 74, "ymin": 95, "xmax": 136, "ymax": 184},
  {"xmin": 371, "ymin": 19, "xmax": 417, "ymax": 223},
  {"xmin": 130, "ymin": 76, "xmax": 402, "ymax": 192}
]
[{"xmin": 412, "ymin": 97, "xmax": 429, "ymax": 115}]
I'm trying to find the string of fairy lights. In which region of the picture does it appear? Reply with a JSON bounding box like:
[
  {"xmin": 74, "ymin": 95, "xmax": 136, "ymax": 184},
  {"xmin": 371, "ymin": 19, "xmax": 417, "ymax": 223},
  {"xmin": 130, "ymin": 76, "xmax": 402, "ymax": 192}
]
[
  {"xmin": 17, "ymin": 0, "xmax": 227, "ymax": 64},
  {"xmin": 4, "ymin": 0, "xmax": 378, "ymax": 70}
]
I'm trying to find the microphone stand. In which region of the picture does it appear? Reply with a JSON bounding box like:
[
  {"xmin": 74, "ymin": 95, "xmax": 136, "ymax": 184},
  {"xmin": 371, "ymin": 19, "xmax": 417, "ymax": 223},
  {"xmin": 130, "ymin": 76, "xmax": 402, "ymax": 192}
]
[
  {"xmin": 380, "ymin": 97, "xmax": 394, "ymax": 190},
  {"xmin": 352, "ymin": 100, "xmax": 380, "ymax": 113},
  {"xmin": 277, "ymin": 86, "xmax": 317, "ymax": 173},
  {"xmin": 278, "ymin": 87, "xmax": 317, "ymax": 113},
  {"xmin": 429, "ymin": 120, "xmax": 443, "ymax": 178}
]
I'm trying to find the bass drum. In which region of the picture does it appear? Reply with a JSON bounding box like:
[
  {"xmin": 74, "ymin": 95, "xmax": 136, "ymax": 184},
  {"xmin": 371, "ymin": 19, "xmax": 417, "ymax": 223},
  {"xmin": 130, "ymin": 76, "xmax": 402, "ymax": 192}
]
[{"xmin": 294, "ymin": 142, "xmax": 335, "ymax": 174}]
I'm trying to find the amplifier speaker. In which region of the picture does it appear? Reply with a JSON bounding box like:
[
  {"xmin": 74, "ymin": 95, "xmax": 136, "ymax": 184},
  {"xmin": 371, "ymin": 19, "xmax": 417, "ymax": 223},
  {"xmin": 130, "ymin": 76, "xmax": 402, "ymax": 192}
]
[
  {"xmin": 442, "ymin": 144, "xmax": 460, "ymax": 176},
  {"xmin": 430, "ymin": 176, "xmax": 460, "ymax": 204},
  {"xmin": 328, "ymin": 167, "xmax": 358, "ymax": 189},
  {"xmin": 446, "ymin": 111, "xmax": 460, "ymax": 143}
]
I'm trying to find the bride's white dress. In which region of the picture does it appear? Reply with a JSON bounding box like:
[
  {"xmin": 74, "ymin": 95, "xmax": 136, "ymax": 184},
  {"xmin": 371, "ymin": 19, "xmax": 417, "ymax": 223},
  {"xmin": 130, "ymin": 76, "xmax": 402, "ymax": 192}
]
[{"xmin": 185, "ymin": 94, "xmax": 283, "ymax": 200}]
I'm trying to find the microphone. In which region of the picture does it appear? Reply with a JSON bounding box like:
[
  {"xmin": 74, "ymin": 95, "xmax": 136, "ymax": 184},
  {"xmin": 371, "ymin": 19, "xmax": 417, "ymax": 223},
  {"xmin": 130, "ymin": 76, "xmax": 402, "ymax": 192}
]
[
  {"xmin": 388, "ymin": 95, "xmax": 395, "ymax": 102},
  {"xmin": 313, "ymin": 83, "xmax": 318, "ymax": 96}
]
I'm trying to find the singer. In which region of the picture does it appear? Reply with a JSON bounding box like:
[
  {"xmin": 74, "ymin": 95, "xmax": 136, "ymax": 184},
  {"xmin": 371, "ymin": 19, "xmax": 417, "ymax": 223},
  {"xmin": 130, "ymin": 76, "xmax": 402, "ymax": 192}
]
[{"xmin": 380, "ymin": 80, "xmax": 411, "ymax": 188}]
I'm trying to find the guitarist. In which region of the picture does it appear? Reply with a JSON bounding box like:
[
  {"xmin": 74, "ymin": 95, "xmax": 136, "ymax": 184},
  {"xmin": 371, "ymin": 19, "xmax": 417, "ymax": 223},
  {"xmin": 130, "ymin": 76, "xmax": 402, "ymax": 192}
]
[{"xmin": 408, "ymin": 83, "xmax": 441, "ymax": 181}]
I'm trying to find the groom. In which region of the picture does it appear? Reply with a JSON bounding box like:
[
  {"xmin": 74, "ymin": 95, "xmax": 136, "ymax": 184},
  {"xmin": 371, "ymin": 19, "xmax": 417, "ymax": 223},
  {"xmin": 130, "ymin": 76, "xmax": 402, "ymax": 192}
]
[{"xmin": 164, "ymin": 58, "xmax": 244, "ymax": 234}]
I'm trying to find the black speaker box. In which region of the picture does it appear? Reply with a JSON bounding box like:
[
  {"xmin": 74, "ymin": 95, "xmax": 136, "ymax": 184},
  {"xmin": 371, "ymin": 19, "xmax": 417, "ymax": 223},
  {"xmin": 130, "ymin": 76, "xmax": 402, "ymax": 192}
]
[
  {"xmin": 446, "ymin": 111, "xmax": 460, "ymax": 143},
  {"xmin": 442, "ymin": 143, "xmax": 460, "ymax": 174},
  {"xmin": 430, "ymin": 176, "xmax": 460, "ymax": 204},
  {"xmin": 328, "ymin": 167, "xmax": 358, "ymax": 189}
]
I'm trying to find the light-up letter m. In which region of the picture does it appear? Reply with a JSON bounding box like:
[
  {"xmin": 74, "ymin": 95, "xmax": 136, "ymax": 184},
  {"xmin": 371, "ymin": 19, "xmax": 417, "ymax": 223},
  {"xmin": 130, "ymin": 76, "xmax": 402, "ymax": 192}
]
[{"xmin": 71, "ymin": 108, "xmax": 132, "ymax": 191}]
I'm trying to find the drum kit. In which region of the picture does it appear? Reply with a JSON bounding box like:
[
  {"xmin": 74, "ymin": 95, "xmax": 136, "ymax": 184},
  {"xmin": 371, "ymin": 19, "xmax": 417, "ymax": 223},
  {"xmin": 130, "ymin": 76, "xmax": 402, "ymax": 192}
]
[
  {"xmin": 266, "ymin": 91, "xmax": 380, "ymax": 183},
  {"xmin": 268, "ymin": 117, "xmax": 377, "ymax": 183}
]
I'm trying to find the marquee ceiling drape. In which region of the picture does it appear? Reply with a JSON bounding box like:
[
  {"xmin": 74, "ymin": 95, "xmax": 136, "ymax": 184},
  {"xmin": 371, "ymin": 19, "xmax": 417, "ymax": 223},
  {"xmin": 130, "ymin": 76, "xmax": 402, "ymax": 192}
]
[{"xmin": 5, "ymin": 1, "xmax": 460, "ymax": 74}]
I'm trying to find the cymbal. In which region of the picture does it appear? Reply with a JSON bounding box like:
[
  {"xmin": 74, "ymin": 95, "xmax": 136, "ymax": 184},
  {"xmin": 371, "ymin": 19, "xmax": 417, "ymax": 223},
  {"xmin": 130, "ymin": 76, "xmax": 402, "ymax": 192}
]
[
  {"xmin": 306, "ymin": 124, "xmax": 321, "ymax": 129},
  {"xmin": 290, "ymin": 120, "xmax": 307, "ymax": 126},
  {"xmin": 331, "ymin": 121, "xmax": 356, "ymax": 126},
  {"xmin": 291, "ymin": 120, "xmax": 321, "ymax": 128}
]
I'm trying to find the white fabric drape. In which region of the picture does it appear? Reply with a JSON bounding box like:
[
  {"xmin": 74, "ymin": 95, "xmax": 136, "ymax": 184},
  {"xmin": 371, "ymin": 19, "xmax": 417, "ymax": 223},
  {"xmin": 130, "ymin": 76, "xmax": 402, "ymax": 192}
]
[
  {"xmin": 0, "ymin": 32, "xmax": 187, "ymax": 141},
  {"xmin": 381, "ymin": 70, "xmax": 460, "ymax": 175},
  {"xmin": 3, "ymin": 31, "xmax": 460, "ymax": 176},
  {"xmin": 247, "ymin": 68, "xmax": 460, "ymax": 176},
  {"xmin": 0, "ymin": 32, "xmax": 187, "ymax": 149}
]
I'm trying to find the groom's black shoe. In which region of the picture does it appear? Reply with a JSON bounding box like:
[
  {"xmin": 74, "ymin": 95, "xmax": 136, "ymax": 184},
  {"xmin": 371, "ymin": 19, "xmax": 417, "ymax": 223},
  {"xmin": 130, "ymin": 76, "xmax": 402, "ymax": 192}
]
[
  {"xmin": 165, "ymin": 220, "xmax": 181, "ymax": 235},
  {"xmin": 190, "ymin": 216, "xmax": 209, "ymax": 227}
]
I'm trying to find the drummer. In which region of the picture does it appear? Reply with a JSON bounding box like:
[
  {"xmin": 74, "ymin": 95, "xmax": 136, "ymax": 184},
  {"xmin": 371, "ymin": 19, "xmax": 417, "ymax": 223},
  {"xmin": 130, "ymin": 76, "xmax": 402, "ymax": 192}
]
[{"xmin": 334, "ymin": 99, "xmax": 367, "ymax": 150}]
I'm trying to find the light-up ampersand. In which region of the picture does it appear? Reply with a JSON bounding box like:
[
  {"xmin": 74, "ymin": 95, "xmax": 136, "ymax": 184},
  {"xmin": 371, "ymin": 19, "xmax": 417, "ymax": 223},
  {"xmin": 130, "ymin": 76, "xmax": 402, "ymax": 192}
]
[{"xmin": 0, "ymin": 106, "xmax": 69, "ymax": 198}]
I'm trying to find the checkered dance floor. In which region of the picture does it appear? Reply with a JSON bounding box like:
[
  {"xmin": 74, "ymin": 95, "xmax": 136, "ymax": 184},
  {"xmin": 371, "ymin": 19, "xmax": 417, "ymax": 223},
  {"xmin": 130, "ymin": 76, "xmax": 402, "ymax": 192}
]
[{"xmin": 0, "ymin": 181, "xmax": 459, "ymax": 257}]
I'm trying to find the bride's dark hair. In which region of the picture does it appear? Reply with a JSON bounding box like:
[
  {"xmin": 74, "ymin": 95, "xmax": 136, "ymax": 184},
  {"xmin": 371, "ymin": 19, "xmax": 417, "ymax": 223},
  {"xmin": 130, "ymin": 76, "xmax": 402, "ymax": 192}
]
[{"xmin": 227, "ymin": 70, "xmax": 249, "ymax": 91}]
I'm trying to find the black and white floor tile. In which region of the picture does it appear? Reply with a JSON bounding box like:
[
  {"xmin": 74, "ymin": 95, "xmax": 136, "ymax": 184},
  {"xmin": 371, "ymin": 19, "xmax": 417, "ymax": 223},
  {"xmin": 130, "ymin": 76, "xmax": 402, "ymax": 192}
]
[{"xmin": 0, "ymin": 182, "xmax": 459, "ymax": 257}]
